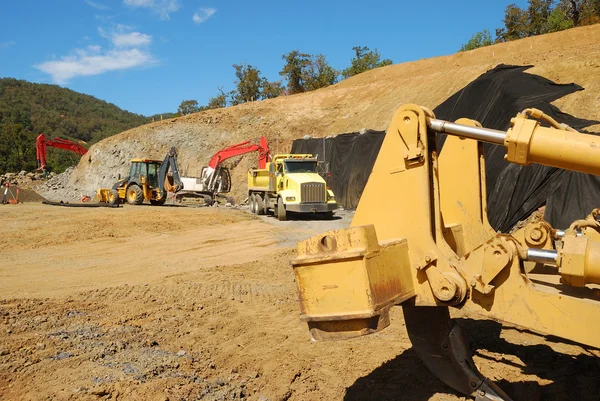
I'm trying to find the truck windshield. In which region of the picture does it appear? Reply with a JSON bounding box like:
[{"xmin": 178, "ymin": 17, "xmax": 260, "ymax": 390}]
[{"xmin": 284, "ymin": 161, "xmax": 317, "ymax": 173}]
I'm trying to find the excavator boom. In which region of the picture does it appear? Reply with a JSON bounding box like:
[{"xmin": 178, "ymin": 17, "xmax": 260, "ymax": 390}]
[
  {"xmin": 207, "ymin": 136, "xmax": 270, "ymax": 169},
  {"xmin": 293, "ymin": 104, "xmax": 600, "ymax": 400},
  {"xmin": 36, "ymin": 133, "xmax": 87, "ymax": 170},
  {"xmin": 197, "ymin": 136, "xmax": 270, "ymax": 202}
]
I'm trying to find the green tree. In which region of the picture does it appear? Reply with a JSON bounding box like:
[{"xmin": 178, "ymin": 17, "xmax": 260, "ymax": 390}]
[
  {"xmin": 342, "ymin": 46, "xmax": 392, "ymax": 79},
  {"xmin": 177, "ymin": 99, "xmax": 200, "ymax": 116},
  {"xmin": 260, "ymin": 80, "xmax": 285, "ymax": 99},
  {"xmin": 527, "ymin": 0, "xmax": 553, "ymax": 35},
  {"xmin": 207, "ymin": 88, "xmax": 229, "ymax": 109},
  {"xmin": 503, "ymin": 3, "xmax": 529, "ymax": 40},
  {"xmin": 0, "ymin": 78, "xmax": 150, "ymax": 174},
  {"xmin": 304, "ymin": 55, "xmax": 339, "ymax": 91},
  {"xmin": 280, "ymin": 51, "xmax": 312, "ymax": 94},
  {"xmin": 459, "ymin": 29, "xmax": 493, "ymax": 51},
  {"xmin": 579, "ymin": 0, "xmax": 600, "ymax": 25},
  {"xmin": 231, "ymin": 64, "xmax": 263, "ymax": 105},
  {"xmin": 546, "ymin": 6, "xmax": 575, "ymax": 32},
  {"xmin": 280, "ymin": 51, "xmax": 338, "ymax": 93}
]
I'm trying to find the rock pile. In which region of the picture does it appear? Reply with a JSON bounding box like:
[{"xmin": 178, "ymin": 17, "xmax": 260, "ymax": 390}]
[
  {"xmin": 0, "ymin": 170, "xmax": 50, "ymax": 187},
  {"xmin": 32, "ymin": 167, "xmax": 89, "ymax": 202}
]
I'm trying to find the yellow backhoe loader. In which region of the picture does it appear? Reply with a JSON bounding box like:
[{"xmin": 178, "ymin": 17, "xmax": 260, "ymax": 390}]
[
  {"xmin": 97, "ymin": 147, "xmax": 183, "ymax": 205},
  {"xmin": 292, "ymin": 104, "xmax": 600, "ymax": 400}
]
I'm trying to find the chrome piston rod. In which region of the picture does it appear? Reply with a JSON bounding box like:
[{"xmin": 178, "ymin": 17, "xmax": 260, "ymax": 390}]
[
  {"xmin": 428, "ymin": 119, "xmax": 506, "ymax": 145},
  {"xmin": 526, "ymin": 248, "xmax": 558, "ymax": 265}
]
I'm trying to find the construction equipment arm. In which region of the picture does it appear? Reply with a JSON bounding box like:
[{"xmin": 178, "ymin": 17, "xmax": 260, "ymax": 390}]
[
  {"xmin": 36, "ymin": 133, "xmax": 87, "ymax": 170},
  {"xmin": 293, "ymin": 103, "xmax": 600, "ymax": 401},
  {"xmin": 428, "ymin": 112, "xmax": 600, "ymax": 175},
  {"xmin": 207, "ymin": 136, "xmax": 270, "ymax": 169},
  {"xmin": 203, "ymin": 136, "xmax": 270, "ymax": 193},
  {"xmin": 158, "ymin": 147, "xmax": 183, "ymax": 193}
]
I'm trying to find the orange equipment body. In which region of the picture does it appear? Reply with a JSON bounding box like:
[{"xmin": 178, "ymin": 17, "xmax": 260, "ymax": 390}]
[{"xmin": 36, "ymin": 133, "xmax": 87, "ymax": 170}]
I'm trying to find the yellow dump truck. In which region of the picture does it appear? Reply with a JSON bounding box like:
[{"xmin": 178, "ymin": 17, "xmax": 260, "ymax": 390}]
[{"xmin": 247, "ymin": 154, "xmax": 337, "ymax": 220}]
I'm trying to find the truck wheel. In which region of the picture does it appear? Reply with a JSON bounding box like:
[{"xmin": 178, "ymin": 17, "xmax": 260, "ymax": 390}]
[
  {"xmin": 255, "ymin": 194, "xmax": 265, "ymax": 215},
  {"xmin": 127, "ymin": 185, "xmax": 144, "ymax": 205},
  {"xmin": 249, "ymin": 194, "xmax": 256, "ymax": 214},
  {"xmin": 277, "ymin": 197, "xmax": 287, "ymax": 221},
  {"xmin": 108, "ymin": 189, "xmax": 120, "ymax": 205}
]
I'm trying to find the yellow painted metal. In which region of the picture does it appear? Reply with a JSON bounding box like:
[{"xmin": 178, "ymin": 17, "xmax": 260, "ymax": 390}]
[
  {"xmin": 351, "ymin": 104, "xmax": 465, "ymax": 306},
  {"xmin": 293, "ymin": 102, "xmax": 600, "ymax": 352},
  {"xmin": 459, "ymin": 244, "xmax": 600, "ymax": 348},
  {"xmin": 559, "ymin": 235, "xmax": 600, "ymax": 287},
  {"xmin": 505, "ymin": 116, "xmax": 600, "ymax": 175},
  {"xmin": 96, "ymin": 188, "xmax": 110, "ymax": 202},
  {"xmin": 438, "ymin": 118, "xmax": 495, "ymax": 257},
  {"xmin": 293, "ymin": 225, "xmax": 415, "ymax": 341}
]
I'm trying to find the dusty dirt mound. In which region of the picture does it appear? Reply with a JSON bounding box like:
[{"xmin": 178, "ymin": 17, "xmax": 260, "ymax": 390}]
[
  {"xmin": 67, "ymin": 25, "xmax": 600, "ymax": 203},
  {"xmin": 17, "ymin": 188, "xmax": 46, "ymax": 202},
  {"xmin": 1, "ymin": 187, "xmax": 46, "ymax": 203}
]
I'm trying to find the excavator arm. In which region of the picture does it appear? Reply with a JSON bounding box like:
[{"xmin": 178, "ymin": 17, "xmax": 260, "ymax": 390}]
[
  {"xmin": 36, "ymin": 133, "xmax": 87, "ymax": 171},
  {"xmin": 202, "ymin": 136, "xmax": 270, "ymax": 194},
  {"xmin": 293, "ymin": 104, "xmax": 600, "ymax": 400}
]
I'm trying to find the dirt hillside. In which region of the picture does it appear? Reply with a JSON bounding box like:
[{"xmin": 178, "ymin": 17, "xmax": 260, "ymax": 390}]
[{"xmin": 69, "ymin": 24, "xmax": 600, "ymax": 202}]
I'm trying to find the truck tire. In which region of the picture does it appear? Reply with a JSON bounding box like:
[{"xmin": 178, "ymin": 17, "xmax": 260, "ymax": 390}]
[
  {"xmin": 255, "ymin": 193, "xmax": 265, "ymax": 215},
  {"xmin": 277, "ymin": 197, "xmax": 287, "ymax": 221},
  {"xmin": 248, "ymin": 194, "xmax": 254, "ymax": 214},
  {"xmin": 108, "ymin": 189, "xmax": 120, "ymax": 205},
  {"xmin": 127, "ymin": 185, "xmax": 144, "ymax": 205}
]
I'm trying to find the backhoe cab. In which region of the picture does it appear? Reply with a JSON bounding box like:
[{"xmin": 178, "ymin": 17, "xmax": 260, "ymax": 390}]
[{"xmin": 97, "ymin": 147, "xmax": 182, "ymax": 206}]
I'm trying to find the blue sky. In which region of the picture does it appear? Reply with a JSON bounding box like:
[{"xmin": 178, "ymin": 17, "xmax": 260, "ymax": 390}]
[{"xmin": 0, "ymin": 0, "xmax": 529, "ymax": 116}]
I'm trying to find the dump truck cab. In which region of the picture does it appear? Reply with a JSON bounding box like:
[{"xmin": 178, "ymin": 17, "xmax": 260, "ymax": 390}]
[{"xmin": 248, "ymin": 154, "xmax": 337, "ymax": 220}]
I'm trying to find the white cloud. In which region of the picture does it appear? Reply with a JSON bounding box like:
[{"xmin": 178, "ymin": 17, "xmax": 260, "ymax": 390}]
[
  {"xmin": 35, "ymin": 48, "xmax": 155, "ymax": 84},
  {"xmin": 84, "ymin": 0, "xmax": 109, "ymax": 10},
  {"xmin": 98, "ymin": 25, "xmax": 152, "ymax": 48},
  {"xmin": 0, "ymin": 41, "xmax": 16, "ymax": 49},
  {"xmin": 113, "ymin": 31, "xmax": 152, "ymax": 47},
  {"xmin": 123, "ymin": 0, "xmax": 180, "ymax": 20},
  {"xmin": 192, "ymin": 8, "xmax": 216, "ymax": 24}
]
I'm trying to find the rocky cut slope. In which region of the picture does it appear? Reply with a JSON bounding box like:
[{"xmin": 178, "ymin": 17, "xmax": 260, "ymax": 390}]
[{"xmin": 69, "ymin": 24, "xmax": 600, "ymax": 203}]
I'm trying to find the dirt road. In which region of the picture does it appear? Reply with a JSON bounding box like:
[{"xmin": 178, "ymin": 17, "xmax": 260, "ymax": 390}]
[{"xmin": 1, "ymin": 204, "xmax": 599, "ymax": 400}]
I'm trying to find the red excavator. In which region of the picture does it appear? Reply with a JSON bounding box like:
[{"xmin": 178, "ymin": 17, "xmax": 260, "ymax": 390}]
[
  {"xmin": 178, "ymin": 136, "xmax": 270, "ymax": 204},
  {"xmin": 36, "ymin": 133, "xmax": 87, "ymax": 171}
]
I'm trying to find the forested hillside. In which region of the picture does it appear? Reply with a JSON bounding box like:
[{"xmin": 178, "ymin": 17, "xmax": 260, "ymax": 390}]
[{"xmin": 0, "ymin": 78, "xmax": 152, "ymax": 174}]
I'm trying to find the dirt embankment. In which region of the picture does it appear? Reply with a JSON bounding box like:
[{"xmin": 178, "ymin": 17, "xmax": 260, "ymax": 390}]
[{"xmin": 67, "ymin": 25, "xmax": 600, "ymax": 203}]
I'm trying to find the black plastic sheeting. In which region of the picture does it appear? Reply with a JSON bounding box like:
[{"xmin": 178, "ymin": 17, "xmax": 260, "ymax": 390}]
[
  {"xmin": 291, "ymin": 130, "xmax": 385, "ymax": 210},
  {"xmin": 291, "ymin": 65, "xmax": 599, "ymax": 231}
]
